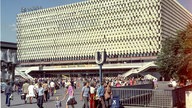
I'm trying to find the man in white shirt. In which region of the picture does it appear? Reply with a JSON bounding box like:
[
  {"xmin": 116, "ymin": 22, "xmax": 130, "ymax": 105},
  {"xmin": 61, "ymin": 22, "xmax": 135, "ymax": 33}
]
[{"xmin": 50, "ymin": 81, "xmax": 55, "ymax": 96}]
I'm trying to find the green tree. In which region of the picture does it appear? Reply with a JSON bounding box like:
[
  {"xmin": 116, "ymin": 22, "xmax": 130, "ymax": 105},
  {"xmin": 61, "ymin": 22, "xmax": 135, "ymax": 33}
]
[{"xmin": 156, "ymin": 23, "xmax": 192, "ymax": 80}]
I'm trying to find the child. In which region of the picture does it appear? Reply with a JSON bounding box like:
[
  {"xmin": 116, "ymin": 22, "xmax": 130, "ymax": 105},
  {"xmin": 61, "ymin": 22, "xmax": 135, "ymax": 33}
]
[{"xmin": 55, "ymin": 97, "xmax": 62, "ymax": 108}]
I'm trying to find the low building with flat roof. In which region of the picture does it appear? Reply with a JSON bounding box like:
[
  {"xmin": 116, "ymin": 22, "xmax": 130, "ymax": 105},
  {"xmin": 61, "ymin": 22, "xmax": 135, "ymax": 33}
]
[{"xmin": 1, "ymin": 41, "xmax": 17, "ymax": 81}]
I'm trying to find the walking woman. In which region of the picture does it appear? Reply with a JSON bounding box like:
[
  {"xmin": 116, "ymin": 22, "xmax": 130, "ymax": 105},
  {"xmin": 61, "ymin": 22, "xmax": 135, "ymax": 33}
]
[
  {"xmin": 36, "ymin": 82, "xmax": 44, "ymax": 108},
  {"xmin": 81, "ymin": 81, "xmax": 90, "ymax": 108},
  {"xmin": 28, "ymin": 81, "xmax": 35, "ymax": 104},
  {"xmin": 104, "ymin": 82, "xmax": 112, "ymax": 108},
  {"xmin": 62, "ymin": 82, "xmax": 75, "ymax": 108}
]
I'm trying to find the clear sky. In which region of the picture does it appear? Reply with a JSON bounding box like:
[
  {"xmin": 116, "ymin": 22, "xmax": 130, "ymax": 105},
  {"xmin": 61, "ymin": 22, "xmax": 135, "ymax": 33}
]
[{"xmin": 1, "ymin": 0, "xmax": 192, "ymax": 43}]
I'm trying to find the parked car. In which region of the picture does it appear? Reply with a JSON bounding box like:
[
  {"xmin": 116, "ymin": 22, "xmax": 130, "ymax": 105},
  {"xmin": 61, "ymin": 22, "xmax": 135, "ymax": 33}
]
[{"xmin": 1, "ymin": 82, "xmax": 7, "ymax": 93}]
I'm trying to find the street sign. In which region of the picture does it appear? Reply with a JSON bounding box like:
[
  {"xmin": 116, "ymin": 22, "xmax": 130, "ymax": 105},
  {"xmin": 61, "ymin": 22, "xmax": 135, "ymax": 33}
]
[{"xmin": 111, "ymin": 96, "xmax": 120, "ymax": 108}]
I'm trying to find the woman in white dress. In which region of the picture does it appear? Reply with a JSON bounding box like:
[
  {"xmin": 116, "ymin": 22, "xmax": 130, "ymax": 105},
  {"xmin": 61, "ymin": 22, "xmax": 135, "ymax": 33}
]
[{"xmin": 28, "ymin": 82, "xmax": 35, "ymax": 104}]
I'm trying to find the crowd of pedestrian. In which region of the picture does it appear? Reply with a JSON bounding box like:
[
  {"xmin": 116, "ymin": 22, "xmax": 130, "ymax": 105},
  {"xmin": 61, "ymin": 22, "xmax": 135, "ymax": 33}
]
[
  {"xmin": 3, "ymin": 76, "xmax": 155, "ymax": 108},
  {"xmin": 85, "ymin": 76, "xmax": 157, "ymax": 89},
  {"xmin": 3, "ymin": 76, "xmax": 192, "ymax": 108},
  {"xmin": 80, "ymin": 78, "xmax": 113, "ymax": 108},
  {"xmin": 4, "ymin": 77, "xmax": 70, "ymax": 108}
]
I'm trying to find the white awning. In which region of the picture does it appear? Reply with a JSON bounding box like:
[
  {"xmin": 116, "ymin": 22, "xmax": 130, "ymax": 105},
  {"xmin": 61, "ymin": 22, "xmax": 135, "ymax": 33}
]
[{"xmin": 144, "ymin": 74, "xmax": 157, "ymax": 80}]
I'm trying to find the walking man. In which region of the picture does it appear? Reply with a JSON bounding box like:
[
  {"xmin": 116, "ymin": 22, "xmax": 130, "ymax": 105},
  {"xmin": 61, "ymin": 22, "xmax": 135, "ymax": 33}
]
[
  {"xmin": 50, "ymin": 80, "xmax": 55, "ymax": 96},
  {"xmin": 22, "ymin": 80, "xmax": 29, "ymax": 104},
  {"xmin": 36, "ymin": 82, "xmax": 44, "ymax": 108},
  {"xmin": 4, "ymin": 81, "xmax": 13, "ymax": 107},
  {"xmin": 81, "ymin": 81, "xmax": 90, "ymax": 108},
  {"xmin": 97, "ymin": 81, "xmax": 106, "ymax": 108}
]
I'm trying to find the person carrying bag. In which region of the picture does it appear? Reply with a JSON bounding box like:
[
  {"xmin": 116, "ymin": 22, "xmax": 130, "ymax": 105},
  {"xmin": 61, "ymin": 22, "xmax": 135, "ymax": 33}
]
[
  {"xmin": 62, "ymin": 82, "xmax": 76, "ymax": 108},
  {"xmin": 67, "ymin": 97, "xmax": 77, "ymax": 105}
]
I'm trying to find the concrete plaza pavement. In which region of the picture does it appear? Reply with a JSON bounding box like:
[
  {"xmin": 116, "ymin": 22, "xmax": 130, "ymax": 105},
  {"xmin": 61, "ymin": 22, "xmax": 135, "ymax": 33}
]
[
  {"xmin": 1, "ymin": 87, "xmax": 84, "ymax": 108},
  {"xmin": 0, "ymin": 87, "xmax": 149, "ymax": 108}
]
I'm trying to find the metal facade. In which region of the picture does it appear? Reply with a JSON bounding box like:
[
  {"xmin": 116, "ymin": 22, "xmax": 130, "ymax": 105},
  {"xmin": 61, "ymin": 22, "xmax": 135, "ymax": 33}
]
[{"xmin": 16, "ymin": 0, "xmax": 192, "ymax": 64}]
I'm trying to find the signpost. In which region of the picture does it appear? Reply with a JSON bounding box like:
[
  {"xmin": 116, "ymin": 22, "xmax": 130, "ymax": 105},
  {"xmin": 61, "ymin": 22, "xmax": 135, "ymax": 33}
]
[
  {"xmin": 21, "ymin": 6, "xmax": 43, "ymax": 13},
  {"xmin": 111, "ymin": 96, "xmax": 120, "ymax": 108},
  {"xmin": 95, "ymin": 50, "xmax": 106, "ymax": 85}
]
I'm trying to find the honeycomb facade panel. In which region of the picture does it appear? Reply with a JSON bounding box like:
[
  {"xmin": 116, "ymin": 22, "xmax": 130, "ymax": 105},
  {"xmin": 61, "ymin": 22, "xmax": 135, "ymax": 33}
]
[{"xmin": 16, "ymin": 0, "xmax": 192, "ymax": 64}]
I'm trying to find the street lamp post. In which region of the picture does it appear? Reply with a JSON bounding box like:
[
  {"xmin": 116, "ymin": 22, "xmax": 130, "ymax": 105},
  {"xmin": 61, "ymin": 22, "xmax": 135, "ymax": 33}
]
[{"xmin": 95, "ymin": 50, "xmax": 107, "ymax": 85}]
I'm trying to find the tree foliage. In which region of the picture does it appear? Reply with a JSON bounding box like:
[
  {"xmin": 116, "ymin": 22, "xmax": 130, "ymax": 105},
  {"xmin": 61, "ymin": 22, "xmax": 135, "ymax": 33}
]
[{"xmin": 156, "ymin": 23, "xmax": 192, "ymax": 80}]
